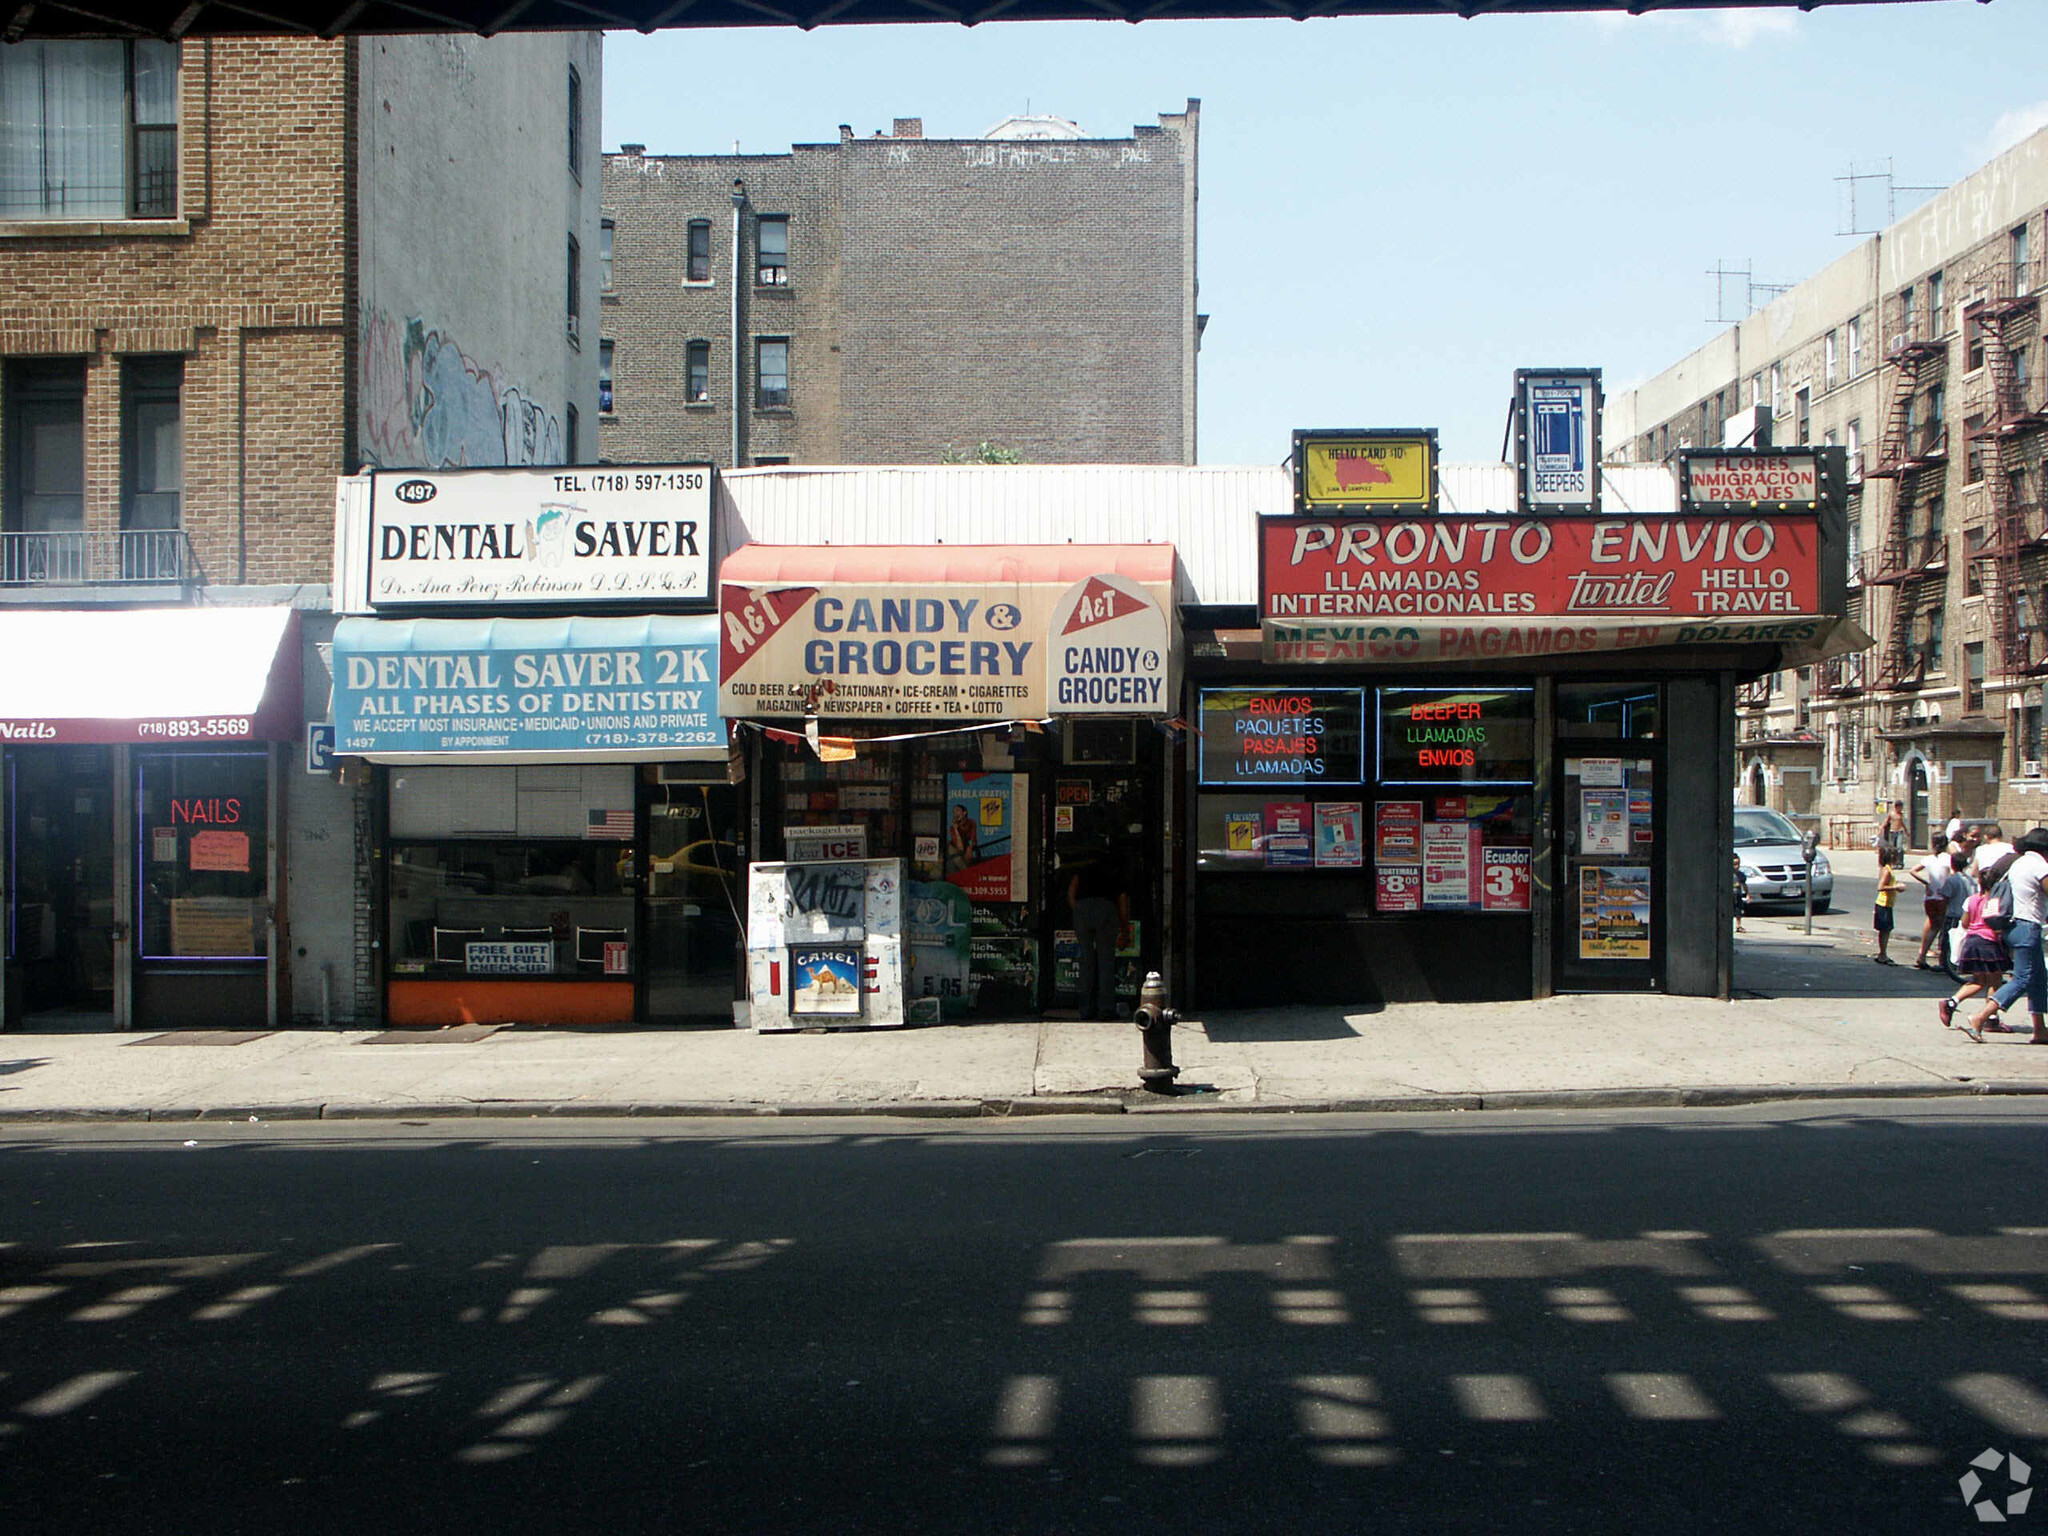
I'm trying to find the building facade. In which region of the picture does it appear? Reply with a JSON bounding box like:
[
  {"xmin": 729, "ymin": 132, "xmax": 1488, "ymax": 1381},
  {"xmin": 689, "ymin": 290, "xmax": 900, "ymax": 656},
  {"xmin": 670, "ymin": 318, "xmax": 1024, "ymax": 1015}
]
[
  {"xmin": 1609, "ymin": 126, "xmax": 2048, "ymax": 848},
  {"xmin": 598, "ymin": 105, "xmax": 1201, "ymax": 470},
  {"xmin": 0, "ymin": 32, "xmax": 602, "ymax": 1033}
]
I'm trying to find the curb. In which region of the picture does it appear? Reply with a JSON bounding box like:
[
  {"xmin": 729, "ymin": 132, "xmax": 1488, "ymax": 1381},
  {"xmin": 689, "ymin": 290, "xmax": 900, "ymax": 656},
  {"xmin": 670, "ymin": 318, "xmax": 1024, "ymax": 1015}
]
[{"xmin": 5, "ymin": 1079, "xmax": 2048, "ymax": 1126}]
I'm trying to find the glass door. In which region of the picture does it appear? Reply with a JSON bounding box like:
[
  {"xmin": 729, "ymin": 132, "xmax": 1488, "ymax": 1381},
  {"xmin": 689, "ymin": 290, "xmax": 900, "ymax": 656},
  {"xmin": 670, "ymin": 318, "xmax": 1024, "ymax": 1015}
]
[
  {"xmin": 7, "ymin": 747, "xmax": 117, "ymax": 1020},
  {"xmin": 1554, "ymin": 745, "xmax": 1661, "ymax": 991},
  {"xmin": 643, "ymin": 782, "xmax": 743, "ymax": 1024}
]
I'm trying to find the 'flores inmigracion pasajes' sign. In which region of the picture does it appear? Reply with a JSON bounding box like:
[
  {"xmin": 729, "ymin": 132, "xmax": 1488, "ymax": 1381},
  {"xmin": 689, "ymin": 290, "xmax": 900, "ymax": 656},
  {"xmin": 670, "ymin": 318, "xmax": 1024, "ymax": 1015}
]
[{"xmin": 366, "ymin": 465, "xmax": 713, "ymax": 608}]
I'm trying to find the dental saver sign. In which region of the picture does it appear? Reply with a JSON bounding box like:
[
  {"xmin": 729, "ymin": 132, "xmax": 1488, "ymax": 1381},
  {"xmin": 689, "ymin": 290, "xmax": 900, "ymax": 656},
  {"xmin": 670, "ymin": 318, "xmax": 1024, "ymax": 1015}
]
[{"xmin": 718, "ymin": 569, "xmax": 1178, "ymax": 721}]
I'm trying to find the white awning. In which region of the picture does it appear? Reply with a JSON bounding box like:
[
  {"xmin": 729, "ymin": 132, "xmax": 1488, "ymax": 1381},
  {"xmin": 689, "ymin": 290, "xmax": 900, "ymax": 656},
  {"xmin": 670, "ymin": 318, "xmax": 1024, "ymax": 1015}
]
[{"xmin": 0, "ymin": 607, "xmax": 300, "ymax": 745}]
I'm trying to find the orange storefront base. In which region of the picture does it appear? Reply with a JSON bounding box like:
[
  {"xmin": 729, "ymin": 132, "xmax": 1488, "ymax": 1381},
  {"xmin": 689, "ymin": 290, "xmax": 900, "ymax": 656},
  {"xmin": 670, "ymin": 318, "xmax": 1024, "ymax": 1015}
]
[{"xmin": 387, "ymin": 979, "xmax": 636, "ymax": 1027}]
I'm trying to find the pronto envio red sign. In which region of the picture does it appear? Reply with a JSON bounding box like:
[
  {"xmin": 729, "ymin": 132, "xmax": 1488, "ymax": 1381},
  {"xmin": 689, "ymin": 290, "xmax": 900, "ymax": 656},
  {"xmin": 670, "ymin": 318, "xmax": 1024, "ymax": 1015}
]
[{"xmin": 1260, "ymin": 514, "xmax": 1821, "ymax": 623}]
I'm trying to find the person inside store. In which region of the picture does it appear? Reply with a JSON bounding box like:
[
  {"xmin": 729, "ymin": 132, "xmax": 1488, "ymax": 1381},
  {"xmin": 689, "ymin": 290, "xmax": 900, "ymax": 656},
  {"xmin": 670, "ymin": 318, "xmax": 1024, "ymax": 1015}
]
[{"xmin": 1066, "ymin": 845, "xmax": 1131, "ymax": 1023}]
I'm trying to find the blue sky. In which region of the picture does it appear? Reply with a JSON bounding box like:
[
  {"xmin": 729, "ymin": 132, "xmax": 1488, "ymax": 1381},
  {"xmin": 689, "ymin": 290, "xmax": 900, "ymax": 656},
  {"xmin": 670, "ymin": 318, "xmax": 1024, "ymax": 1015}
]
[{"xmin": 604, "ymin": 2, "xmax": 2048, "ymax": 466}]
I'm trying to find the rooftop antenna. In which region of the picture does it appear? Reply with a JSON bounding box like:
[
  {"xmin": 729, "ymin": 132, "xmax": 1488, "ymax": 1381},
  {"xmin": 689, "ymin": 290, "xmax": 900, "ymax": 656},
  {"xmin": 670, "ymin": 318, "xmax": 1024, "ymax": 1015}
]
[
  {"xmin": 1836, "ymin": 159, "xmax": 1943, "ymax": 236},
  {"xmin": 1707, "ymin": 259, "xmax": 1790, "ymax": 323}
]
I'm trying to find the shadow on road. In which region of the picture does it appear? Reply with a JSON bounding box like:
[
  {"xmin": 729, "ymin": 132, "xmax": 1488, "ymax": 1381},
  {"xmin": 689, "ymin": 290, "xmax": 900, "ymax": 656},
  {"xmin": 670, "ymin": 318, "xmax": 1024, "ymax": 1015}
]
[{"xmin": 0, "ymin": 1109, "xmax": 2040, "ymax": 1533}]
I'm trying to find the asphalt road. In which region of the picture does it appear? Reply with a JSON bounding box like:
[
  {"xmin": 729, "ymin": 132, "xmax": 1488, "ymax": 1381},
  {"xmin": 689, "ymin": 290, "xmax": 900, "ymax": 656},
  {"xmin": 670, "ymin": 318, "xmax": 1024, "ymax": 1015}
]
[{"xmin": 5, "ymin": 1104, "xmax": 2048, "ymax": 1534}]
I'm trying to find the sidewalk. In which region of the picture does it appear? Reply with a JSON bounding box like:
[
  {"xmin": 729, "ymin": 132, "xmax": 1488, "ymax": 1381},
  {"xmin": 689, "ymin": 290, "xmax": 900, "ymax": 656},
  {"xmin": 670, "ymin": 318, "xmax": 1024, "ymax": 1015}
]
[{"xmin": 5, "ymin": 882, "xmax": 2045, "ymax": 1121}]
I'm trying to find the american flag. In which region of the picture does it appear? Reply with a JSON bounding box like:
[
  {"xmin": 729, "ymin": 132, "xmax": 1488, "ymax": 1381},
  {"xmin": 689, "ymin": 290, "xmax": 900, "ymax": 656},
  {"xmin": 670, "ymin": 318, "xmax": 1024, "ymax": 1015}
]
[{"xmin": 586, "ymin": 808, "xmax": 634, "ymax": 840}]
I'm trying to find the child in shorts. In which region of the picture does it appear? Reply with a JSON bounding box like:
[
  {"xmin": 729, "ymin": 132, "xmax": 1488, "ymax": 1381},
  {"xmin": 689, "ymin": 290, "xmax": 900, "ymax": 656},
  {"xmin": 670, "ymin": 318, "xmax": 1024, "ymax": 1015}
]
[{"xmin": 1872, "ymin": 848, "xmax": 1901, "ymax": 964}]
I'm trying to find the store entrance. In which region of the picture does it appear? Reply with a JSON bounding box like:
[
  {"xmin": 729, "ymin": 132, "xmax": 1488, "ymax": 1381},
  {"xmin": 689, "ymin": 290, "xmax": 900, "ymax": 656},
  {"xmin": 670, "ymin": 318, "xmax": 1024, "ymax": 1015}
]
[
  {"xmin": 1554, "ymin": 742, "xmax": 1663, "ymax": 992},
  {"xmin": 1044, "ymin": 743, "xmax": 1160, "ymax": 1019},
  {"xmin": 5, "ymin": 747, "xmax": 118, "ymax": 1022},
  {"xmin": 643, "ymin": 782, "xmax": 743, "ymax": 1024}
]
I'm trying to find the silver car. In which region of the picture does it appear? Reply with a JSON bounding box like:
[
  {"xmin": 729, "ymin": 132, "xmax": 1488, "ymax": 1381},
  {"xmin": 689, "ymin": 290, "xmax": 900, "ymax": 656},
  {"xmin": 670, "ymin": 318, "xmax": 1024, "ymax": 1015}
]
[{"xmin": 1735, "ymin": 805, "xmax": 1834, "ymax": 912}]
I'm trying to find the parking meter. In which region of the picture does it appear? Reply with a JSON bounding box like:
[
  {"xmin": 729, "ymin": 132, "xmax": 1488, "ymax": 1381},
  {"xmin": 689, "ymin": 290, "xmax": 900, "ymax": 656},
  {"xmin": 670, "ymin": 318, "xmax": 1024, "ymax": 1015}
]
[{"xmin": 1800, "ymin": 829, "xmax": 1821, "ymax": 935}]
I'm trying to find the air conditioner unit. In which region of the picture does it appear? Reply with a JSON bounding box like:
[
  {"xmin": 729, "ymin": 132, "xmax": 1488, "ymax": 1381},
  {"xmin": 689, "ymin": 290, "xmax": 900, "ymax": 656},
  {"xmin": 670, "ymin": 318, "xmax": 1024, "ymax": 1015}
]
[
  {"xmin": 2026, "ymin": 759, "xmax": 2045, "ymax": 779},
  {"xmin": 656, "ymin": 752, "xmax": 743, "ymax": 785}
]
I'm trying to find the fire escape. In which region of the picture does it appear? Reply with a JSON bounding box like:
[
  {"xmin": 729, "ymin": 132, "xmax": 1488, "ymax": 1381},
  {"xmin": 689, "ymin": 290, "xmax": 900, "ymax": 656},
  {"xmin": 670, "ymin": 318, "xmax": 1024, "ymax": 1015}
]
[
  {"xmin": 1967, "ymin": 265, "xmax": 2046, "ymax": 682},
  {"xmin": 1862, "ymin": 325, "xmax": 1948, "ymax": 697}
]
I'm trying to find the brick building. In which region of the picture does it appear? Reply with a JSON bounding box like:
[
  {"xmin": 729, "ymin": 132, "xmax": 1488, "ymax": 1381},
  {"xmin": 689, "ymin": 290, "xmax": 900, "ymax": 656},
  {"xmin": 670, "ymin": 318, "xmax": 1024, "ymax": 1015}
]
[
  {"xmin": 1608, "ymin": 126, "xmax": 2048, "ymax": 848},
  {"xmin": 0, "ymin": 33, "xmax": 601, "ymax": 1032},
  {"xmin": 599, "ymin": 104, "xmax": 1201, "ymax": 469}
]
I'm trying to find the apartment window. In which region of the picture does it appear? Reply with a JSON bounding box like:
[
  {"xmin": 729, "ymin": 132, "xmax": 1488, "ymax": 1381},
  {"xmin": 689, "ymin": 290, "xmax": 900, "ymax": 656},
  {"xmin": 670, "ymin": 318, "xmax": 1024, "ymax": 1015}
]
[
  {"xmin": 565, "ymin": 403, "xmax": 579, "ymax": 465},
  {"xmin": 1846, "ymin": 511, "xmax": 1862, "ymax": 572},
  {"xmin": 2019, "ymin": 703, "xmax": 2043, "ymax": 775},
  {"xmin": 1929, "ymin": 270, "xmax": 1945, "ymax": 328},
  {"xmin": 2016, "ymin": 343, "xmax": 2033, "ymax": 398},
  {"xmin": 121, "ymin": 356, "xmax": 180, "ymax": 531},
  {"xmin": 1770, "ymin": 364, "xmax": 1783, "ymax": 417},
  {"xmin": 1966, "ymin": 415, "xmax": 1987, "ymax": 483},
  {"xmin": 1923, "ymin": 605, "xmax": 1945, "ymax": 673},
  {"xmin": 1794, "ymin": 387, "xmax": 1810, "ymax": 445},
  {"xmin": 1899, "ymin": 286, "xmax": 1916, "ymax": 341},
  {"xmin": 1751, "ymin": 373, "xmax": 1765, "ymax": 410},
  {"xmin": 1848, "ymin": 316, "xmax": 1863, "ymax": 376},
  {"xmin": 685, "ymin": 340, "xmax": 710, "ymax": 405},
  {"xmin": 2014, "ymin": 223, "xmax": 2032, "ymax": 285},
  {"xmin": 4, "ymin": 358, "xmax": 85, "ymax": 532},
  {"xmin": 599, "ymin": 219, "xmax": 613, "ymax": 291},
  {"xmin": 686, "ymin": 220, "xmax": 712, "ymax": 284},
  {"xmin": 567, "ymin": 66, "xmax": 583, "ymax": 180},
  {"xmin": 1966, "ymin": 527, "xmax": 1987, "ymax": 596},
  {"xmin": 1926, "ymin": 495, "xmax": 1945, "ymax": 548},
  {"xmin": 0, "ymin": 40, "xmax": 178, "ymax": 219},
  {"xmin": 1965, "ymin": 642, "xmax": 1985, "ymax": 714},
  {"xmin": 598, "ymin": 340, "xmax": 613, "ymax": 415},
  {"xmin": 1968, "ymin": 315, "xmax": 1986, "ymax": 373},
  {"xmin": 1825, "ymin": 331, "xmax": 1838, "ymax": 389},
  {"xmin": 753, "ymin": 455, "xmax": 791, "ymax": 466},
  {"xmin": 566, "ymin": 235, "xmax": 580, "ymax": 341},
  {"xmin": 756, "ymin": 215, "xmax": 788, "ymax": 286},
  {"xmin": 755, "ymin": 337, "xmax": 789, "ymax": 407},
  {"xmin": 1846, "ymin": 419, "xmax": 1862, "ymax": 481}
]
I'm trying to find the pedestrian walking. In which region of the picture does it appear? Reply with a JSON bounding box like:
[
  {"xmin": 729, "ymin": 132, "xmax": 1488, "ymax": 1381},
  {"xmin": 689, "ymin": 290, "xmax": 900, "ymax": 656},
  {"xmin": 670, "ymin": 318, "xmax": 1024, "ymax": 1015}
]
[
  {"xmin": 1910, "ymin": 841, "xmax": 1958, "ymax": 969},
  {"xmin": 1970, "ymin": 824, "xmax": 2015, "ymax": 878},
  {"xmin": 1942, "ymin": 868, "xmax": 2011, "ymax": 1042},
  {"xmin": 1872, "ymin": 847, "xmax": 1902, "ymax": 964},
  {"xmin": 1733, "ymin": 853, "xmax": 1748, "ymax": 934},
  {"xmin": 1066, "ymin": 846, "xmax": 1131, "ymax": 1022},
  {"xmin": 1966, "ymin": 830, "xmax": 2048, "ymax": 1045}
]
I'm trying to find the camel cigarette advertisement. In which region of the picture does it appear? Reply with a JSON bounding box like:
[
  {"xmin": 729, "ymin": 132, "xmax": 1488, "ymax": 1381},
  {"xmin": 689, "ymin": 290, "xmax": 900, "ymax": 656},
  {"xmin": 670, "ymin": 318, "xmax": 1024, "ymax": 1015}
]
[
  {"xmin": 366, "ymin": 466, "xmax": 713, "ymax": 608},
  {"xmin": 789, "ymin": 943, "xmax": 865, "ymax": 1016},
  {"xmin": 1293, "ymin": 429, "xmax": 1438, "ymax": 515},
  {"xmin": 717, "ymin": 560, "xmax": 1177, "ymax": 722},
  {"xmin": 945, "ymin": 772, "xmax": 1027, "ymax": 902},
  {"xmin": 1259, "ymin": 512, "xmax": 1825, "ymax": 664},
  {"xmin": 1514, "ymin": 369, "xmax": 1601, "ymax": 513},
  {"xmin": 330, "ymin": 615, "xmax": 723, "ymax": 761},
  {"xmin": 1579, "ymin": 866, "xmax": 1652, "ymax": 960}
]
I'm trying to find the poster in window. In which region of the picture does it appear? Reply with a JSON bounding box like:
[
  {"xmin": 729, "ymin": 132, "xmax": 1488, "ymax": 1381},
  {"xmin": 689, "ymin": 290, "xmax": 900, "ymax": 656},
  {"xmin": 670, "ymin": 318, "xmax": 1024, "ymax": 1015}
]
[
  {"xmin": 1480, "ymin": 846, "xmax": 1533, "ymax": 912},
  {"xmin": 1580, "ymin": 788, "xmax": 1629, "ymax": 855},
  {"xmin": 1263, "ymin": 801, "xmax": 1313, "ymax": 869},
  {"xmin": 1224, "ymin": 810, "xmax": 1262, "ymax": 857},
  {"xmin": 789, "ymin": 943, "xmax": 865, "ymax": 1016},
  {"xmin": 189, "ymin": 829, "xmax": 251, "ymax": 874},
  {"xmin": 1421, "ymin": 821, "xmax": 1477, "ymax": 908},
  {"xmin": 1374, "ymin": 800, "xmax": 1423, "ymax": 865},
  {"xmin": 945, "ymin": 772, "xmax": 1027, "ymax": 902},
  {"xmin": 1376, "ymin": 867, "xmax": 1421, "ymax": 913},
  {"xmin": 1579, "ymin": 865, "xmax": 1652, "ymax": 960},
  {"xmin": 1315, "ymin": 802, "xmax": 1364, "ymax": 868}
]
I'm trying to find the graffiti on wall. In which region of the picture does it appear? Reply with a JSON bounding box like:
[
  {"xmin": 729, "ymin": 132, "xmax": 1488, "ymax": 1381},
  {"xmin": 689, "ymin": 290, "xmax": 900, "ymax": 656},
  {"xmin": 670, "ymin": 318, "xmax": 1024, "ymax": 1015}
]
[{"xmin": 360, "ymin": 309, "xmax": 562, "ymax": 469}]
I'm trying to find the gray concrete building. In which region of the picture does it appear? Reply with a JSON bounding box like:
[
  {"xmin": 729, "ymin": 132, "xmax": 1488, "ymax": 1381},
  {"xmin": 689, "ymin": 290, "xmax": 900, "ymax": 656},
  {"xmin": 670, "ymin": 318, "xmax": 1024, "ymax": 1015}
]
[
  {"xmin": 598, "ymin": 105, "xmax": 1201, "ymax": 469},
  {"xmin": 1609, "ymin": 126, "xmax": 2048, "ymax": 847}
]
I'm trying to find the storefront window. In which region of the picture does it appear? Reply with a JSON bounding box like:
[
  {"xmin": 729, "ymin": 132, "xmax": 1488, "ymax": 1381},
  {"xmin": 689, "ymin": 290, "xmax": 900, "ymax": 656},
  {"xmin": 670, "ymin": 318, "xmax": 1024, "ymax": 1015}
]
[
  {"xmin": 385, "ymin": 765, "xmax": 636, "ymax": 980},
  {"xmin": 1557, "ymin": 683, "xmax": 1662, "ymax": 739},
  {"xmin": 387, "ymin": 841, "xmax": 633, "ymax": 977},
  {"xmin": 136, "ymin": 751, "xmax": 268, "ymax": 961}
]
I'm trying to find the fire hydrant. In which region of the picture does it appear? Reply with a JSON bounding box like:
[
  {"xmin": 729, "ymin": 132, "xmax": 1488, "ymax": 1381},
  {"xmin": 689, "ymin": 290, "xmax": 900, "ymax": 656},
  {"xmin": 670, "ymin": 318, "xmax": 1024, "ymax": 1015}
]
[{"xmin": 1134, "ymin": 971, "xmax": 1180, "ymax": 1093}]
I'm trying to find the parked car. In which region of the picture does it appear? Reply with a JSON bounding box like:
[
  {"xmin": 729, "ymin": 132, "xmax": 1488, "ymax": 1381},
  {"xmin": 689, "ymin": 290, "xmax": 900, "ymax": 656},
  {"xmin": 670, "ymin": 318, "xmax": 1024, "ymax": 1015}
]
[{"xmin": 1734, "ymin": 805, "xmax": 1833, "ymax": 911}]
